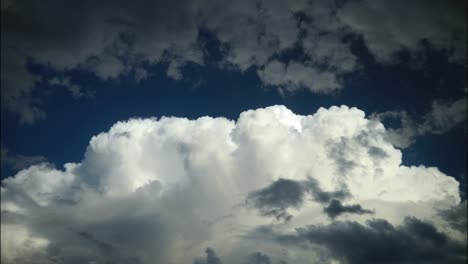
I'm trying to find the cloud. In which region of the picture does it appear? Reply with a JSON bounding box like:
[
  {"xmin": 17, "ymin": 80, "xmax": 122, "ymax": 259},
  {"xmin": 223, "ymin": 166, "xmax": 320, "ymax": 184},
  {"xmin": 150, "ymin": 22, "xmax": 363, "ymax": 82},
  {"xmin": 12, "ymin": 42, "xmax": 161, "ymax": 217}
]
[
  {"xmin": 304, "ymin": 177, "xmax": 350, "ymax": 204},
  {"xmin": 246, "ymin": 177, "xmax": 350, "ymax": 221},
  {"xmin": 244, "ymin": 252, "xmax": 271, "ymax": 264},
  {"xmin": 338, "ymin": 0, "xmax": 467, "ymax": 63},
  {"xmin": 372, "ymin": 97, "xmax": 467, "ymax": 148},
  {"xmin": 323, "ymin": 199, "xmax": 374, "ymax": 219},
  {"xmin": 1, "ymin": 0, "xmax": 203, "ymax": 123},
  {"xmin": 247, "ymin": 178, "xmax": 304, "ymax": 221},
  {"xmin": 259, "ymin": 217, "xmax": 467, "ymax": 264},
  {"xmin": 49, "ymin": 77, "xmax": 95, "ymax": 99},
  {"xmin": 194, "ymin": 248, "xmax": 222, "ymax": 264},
  {"xmin": 438, "ymin": 201, "xmax": 467, "ymax": 233},
  {"xmin": 257, "ymin": 60, "xmax": 341, "ymax": 93},
  {"xmin": 0, "ymin": 105, "xmax": 464, "ymax": 263},
  {"xmin": 1, "ymin": 144, "xmax": 46, "ymax": 171},
  {"xmin": 3, "ymin": 0, "xmax": 464, "ymax": 123},
  {"xmin": 421, "ymin": 97, "xmax": 468, "ymax": 134}
]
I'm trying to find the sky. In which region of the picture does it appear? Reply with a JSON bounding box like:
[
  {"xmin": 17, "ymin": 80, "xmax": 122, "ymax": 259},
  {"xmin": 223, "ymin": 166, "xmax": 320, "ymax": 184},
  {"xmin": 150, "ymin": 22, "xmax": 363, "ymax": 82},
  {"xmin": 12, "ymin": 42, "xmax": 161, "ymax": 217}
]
[{"xmin": 0, "ymin": 0, "xmax": 467, "ymax": 263}]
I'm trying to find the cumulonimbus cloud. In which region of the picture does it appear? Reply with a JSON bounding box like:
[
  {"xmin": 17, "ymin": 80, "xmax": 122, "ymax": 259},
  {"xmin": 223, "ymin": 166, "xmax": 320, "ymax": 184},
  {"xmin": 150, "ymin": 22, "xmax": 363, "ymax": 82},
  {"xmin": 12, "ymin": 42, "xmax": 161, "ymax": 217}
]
[{"xmin": 1, "ymin": 105, "xmax": 464, "ymax": 263}]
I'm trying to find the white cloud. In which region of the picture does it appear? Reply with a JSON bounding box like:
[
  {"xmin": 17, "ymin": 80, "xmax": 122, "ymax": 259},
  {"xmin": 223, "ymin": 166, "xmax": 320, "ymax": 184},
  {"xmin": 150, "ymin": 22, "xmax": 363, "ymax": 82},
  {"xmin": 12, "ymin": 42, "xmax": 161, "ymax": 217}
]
[{"xmin": 1, "ymin": 105, "xmax": 463, "ymax": 263}]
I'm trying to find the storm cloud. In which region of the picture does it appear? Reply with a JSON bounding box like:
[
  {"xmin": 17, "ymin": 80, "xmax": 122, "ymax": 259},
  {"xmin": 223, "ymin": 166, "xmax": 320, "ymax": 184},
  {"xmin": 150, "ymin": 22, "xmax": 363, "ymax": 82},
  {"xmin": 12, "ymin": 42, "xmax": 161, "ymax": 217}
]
[
  {"xmin": 261, "ymin": 217, "xmax": 467, "ymax": 264},
  {"xmin": 2, "ymin": 0, "xmax": 465, "ymax": 123},
  {"xmin": 323, "ymin": 199, "xmax": 374, "ymax": 219},
  {"xmin": 194, "ymin": 248, "xmax": 223, "ymax": 264},
  {"xmin": 244, "ymin": 252, "xmax": 272, "ymax": 264},
  {"xmin": 247, "ymin": 178, "xmax": 304, "ymax": 221},
  {"xmin": 247, "ymin": 177, "xmax": 350, "ymax": 221}
]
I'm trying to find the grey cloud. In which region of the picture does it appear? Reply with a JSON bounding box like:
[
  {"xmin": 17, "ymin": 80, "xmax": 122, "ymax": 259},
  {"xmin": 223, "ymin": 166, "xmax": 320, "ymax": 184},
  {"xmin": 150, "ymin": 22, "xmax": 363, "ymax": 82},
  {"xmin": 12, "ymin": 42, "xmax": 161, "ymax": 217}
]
[
  {"xmin": 323, "ymin": 199, "xmax": 374, "ymax": 219},
  {"xmin": 5, "ymin": 0, "xmax": 302, "ymax": 123},
  {"xmin": 304, "ymin": 177, "xmax": 350, "ymax": 204},
  {"xmin": 244, "ymin": 252, "xmax": 271, "ymax": 264},
  {"xmin": 204, "ymin": 1, "xmax": 302, "ymax": 71},
  {"xmin": 195, "ymin": 249, "xmax": 276, "ymax": 264},
  {"xmin": 2, "ymin": 0, "xmax": 465, "ymax": 123},
  {"xmin": 76, "ymin": 231, "xmax": 116, "ymax": 255},
  {"xmin": 301, "ymin": 29, "xmax": 357, "ymax": 74},
  {"xmin": 3, "ymin": 154, "xmax": 46, "ymax": 170},
  {"xmin": 257, "ymin": 60, "xmax": 341, "ymax": 93},
  {"xmin": 194, "ymin": 248, "xmax": 222, "ymax": 264},
  {"xmin": 259, "ymin": 217, "xmax": 467, "ymax": 264},
  {"xmin": 204, "ymin": 214, "xmax": 235, "ymax": 227},
  {"xmin": 2, "ymin": 0, "xmax": 203, "ymax": 123},
  {"xmin": 254, "ymin": 1, "xmax": 356, "ymax": 93},
  {"xmin": 40, "ymin": 213, "xmax": 172, "ymax": 264},
  {"xmin": 1, "ymin": 50, "xmax": 46, "ymax": 124},
  {"xmin": 338, "ymin": 0, "xmax": 467, "ymax": 64},
  {"xmin": 372, "ymin": 97, "xmax": 467, "ymax": 148},
  {"xmin": 327, "ymin": 139, "xmax": 358, "ymax": 175},
  {"xmin": 421, "ymin": 97, "xmax": 468, "ymax": 135},
  {"xmin": 3, "ymin": 180, "xmax": 180, "ymax": 264},
  {"xmin": 327, "ymin": 133, "xmax": 391, "ymax": 175},
  {"xmin": 247, "ymin": 178, "xmax": 304, "ymax": 221},
  {"xmin": 367, "ymin": 146, "xmax": 389, "ymax": 159},
  {"xmin": 370, "ymin": 110, "xmax": 418, "ymax": 148},
  {"xmin": 247, "ymin": 177, "xmax": 350, "ymax": 221},
  {"xmin": 49, "ymin": 77, "xmax": 95, "ymax": 99},
  {"xmin": 7, "ymin": 222, "xmax": 143, "ymax": 264},
  {"xmin": 438, "ymin": 201, "xmax": 467, "ymax": 233},
  {"xmin": 1, "ymin": 144, "xmax": 46, "ymax": 171}
]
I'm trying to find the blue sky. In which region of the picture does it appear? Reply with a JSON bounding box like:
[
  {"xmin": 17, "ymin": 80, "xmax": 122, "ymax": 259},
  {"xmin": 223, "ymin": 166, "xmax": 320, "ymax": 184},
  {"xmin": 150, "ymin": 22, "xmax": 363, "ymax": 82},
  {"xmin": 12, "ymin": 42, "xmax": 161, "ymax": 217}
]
[{"xmin": 1, "ymin": 1, "xmax": 467, "ymax": 263}]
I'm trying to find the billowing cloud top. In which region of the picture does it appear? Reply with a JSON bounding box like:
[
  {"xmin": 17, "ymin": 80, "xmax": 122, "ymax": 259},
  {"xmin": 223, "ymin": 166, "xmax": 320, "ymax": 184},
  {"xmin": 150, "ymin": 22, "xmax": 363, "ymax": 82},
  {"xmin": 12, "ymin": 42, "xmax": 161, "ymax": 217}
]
[{"xmin": 1, "ymin": 105, "xmax": 465, "ymax": 263}]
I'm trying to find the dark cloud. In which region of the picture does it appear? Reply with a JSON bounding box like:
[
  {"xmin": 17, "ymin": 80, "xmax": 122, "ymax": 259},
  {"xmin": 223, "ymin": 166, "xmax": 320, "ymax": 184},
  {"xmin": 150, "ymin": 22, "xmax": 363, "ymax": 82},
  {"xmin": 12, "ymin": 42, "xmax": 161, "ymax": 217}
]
[
  {"xmin": 304, "ymin": 177, "xmax": 350, "ymax": 203},
  {"xmin": 327, "ymin": 140, "xmax": 358, "ymax": 175},
  {"xmin": 1, "ymin": 0, "xmax": 203, "ymax": 123},
  {"xmin": 1, "ymin": 143, "xmax": 46, "ymax": 171},
  {"xmin": 3, "ymin": 0, "xmax": 465, "ymax": 124},
  {"xmin": 42, "ymin": 229, "xmax": 142, "ymax": 264},
  {"xmin": 244, "ymin": 252, "xmax": 271, "ymax": 264},
  {"xmin": 247, "ymin": 178, "xmax": 304, "ymax": 221},
  {"xmin": 76, "ymin": 231, "xmax": 117, "ymax": 257},
  {"xmin": 204, "ymin": 214, "xmax": 234, "ymax": 227},
  {"xmin": 438, "ymin": 201, "xmax": 467, "ymax": 233},
  {"xmin": 259, "ymin": 217, "xmax": 467, "ymax": 264},
  {"xmin": 371, "ymin": 97, "xmax": 467, "ymax": 148},
  {"xmin": 327, "ymin": 133, "xmax": 394, "ymax": 175},
  {"xmin": 323, "ymin": 199, "xmax": 374, "ymax": 219},
  {"xmin": 247, "ymin": 177, "xmax": 350, "ymax": 221},
  {"xmin": 194, "ymin": 248, "xmax": 222, "ymax": 264},
  {"xmin": 29, "ymin": 212, "xmax": 173, "ymax": 264},
  {"xmin": 338, "ymin": 0, "xmax": 467, "ymax": 64},
  {"xmin": 367, "ymin": 146, "xmax": 389, "ymax": 159}
]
